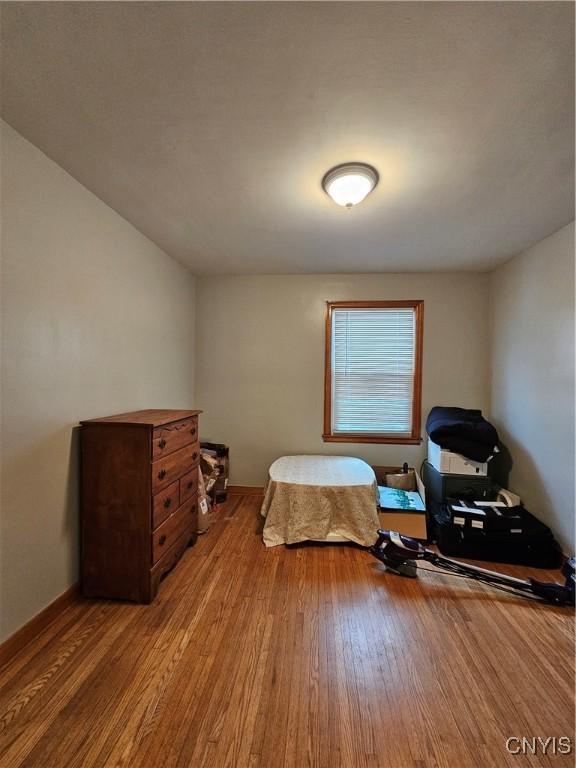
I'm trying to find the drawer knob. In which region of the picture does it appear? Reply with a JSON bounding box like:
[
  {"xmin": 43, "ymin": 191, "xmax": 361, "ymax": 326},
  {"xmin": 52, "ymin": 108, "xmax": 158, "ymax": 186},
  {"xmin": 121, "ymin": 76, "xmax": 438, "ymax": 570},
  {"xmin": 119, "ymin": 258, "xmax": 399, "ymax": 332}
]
[
  {"xmin": 187, "ymin": 481, "xmax": 194, "ymax": 489},
  {"xmin": 164, "ymin": 497, "xmax": 172, "ymax": 509},
  {"xmin": 159, "ymin": 534, "xmax": 167, "ymax": 546},
  {"xmin": 190, "ymin": 427, "xmax": 196, "ymax": 436},
  {"xmin": 158, "ymin": 469, "xmax": 167, "ymax": 480},
  {"xmin": 158, "ymin": 439, "xmax": 167, "ymax": 449},
  {"xmin": 192, "ymin": 452, "xmax": 198, "ymax": 461}
]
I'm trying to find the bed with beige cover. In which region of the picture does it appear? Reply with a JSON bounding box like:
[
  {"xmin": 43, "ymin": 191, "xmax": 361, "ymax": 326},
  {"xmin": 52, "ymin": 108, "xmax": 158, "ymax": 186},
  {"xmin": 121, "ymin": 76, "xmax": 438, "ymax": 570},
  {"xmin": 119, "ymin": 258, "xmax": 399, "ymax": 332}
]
[{"xmin": 260, "ymin": 455, "xmax": 380, "ymax": 547}]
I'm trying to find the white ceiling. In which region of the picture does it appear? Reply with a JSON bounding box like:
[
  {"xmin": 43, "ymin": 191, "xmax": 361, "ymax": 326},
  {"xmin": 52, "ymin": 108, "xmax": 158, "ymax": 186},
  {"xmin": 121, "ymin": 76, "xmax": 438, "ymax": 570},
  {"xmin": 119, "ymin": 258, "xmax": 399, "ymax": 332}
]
[{"xmin": 1, "ymin": 2, "xmax": 574, "ymax": 275}]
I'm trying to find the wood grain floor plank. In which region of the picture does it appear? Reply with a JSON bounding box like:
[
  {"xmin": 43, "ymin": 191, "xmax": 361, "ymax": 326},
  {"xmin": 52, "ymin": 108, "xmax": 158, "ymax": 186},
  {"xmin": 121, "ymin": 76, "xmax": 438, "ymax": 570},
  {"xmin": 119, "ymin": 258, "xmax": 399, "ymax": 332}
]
[
  {"xmin": 0, "ymin": 606, "xmax": 138, "ymax": 767},
  {"xmin": 0, "ymin": 493, "xmax": 573, "ymax": 768}
]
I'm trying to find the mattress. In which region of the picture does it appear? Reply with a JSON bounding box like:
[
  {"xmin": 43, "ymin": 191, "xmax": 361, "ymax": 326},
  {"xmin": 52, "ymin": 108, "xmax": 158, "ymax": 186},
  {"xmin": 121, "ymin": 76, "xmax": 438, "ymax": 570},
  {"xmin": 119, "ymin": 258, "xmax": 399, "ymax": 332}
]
[{"xmin": 260, "ymin": 455, "xmax": 380, "ymax": 547}]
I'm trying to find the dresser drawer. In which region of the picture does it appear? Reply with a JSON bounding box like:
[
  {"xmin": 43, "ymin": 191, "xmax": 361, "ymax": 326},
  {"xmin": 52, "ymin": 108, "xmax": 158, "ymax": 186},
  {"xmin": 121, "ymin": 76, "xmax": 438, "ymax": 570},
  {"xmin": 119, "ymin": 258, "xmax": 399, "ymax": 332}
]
[
  {"xmin": 152, "ymin": 495, "xmax": 197, "ymax": 564},
  {"xmin": 180, "ymin": 467, "xmax": 198, "ymax": 504},
  {"xmin": 152, "ymin": 443, "xmax": 200, "ymax": 494},
  {"xmin": 153, "ymin": 417, "xmax": 198, "ymax": 460},
  {"xmin": 152, "ymin": 480, "xmax": 180, "ymax": 530}
]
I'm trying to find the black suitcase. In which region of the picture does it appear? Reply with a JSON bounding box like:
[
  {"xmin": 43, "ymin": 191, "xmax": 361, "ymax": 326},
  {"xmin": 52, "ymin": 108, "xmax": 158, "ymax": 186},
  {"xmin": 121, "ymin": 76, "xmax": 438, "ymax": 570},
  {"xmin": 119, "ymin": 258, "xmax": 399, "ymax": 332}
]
[
  {"xmin": 433, "ymin": 504, "xmax": 562, "ymax": 568},
  {"xmin": 446, "ymin": 499, "xmax": 524, "ymax": 533}
]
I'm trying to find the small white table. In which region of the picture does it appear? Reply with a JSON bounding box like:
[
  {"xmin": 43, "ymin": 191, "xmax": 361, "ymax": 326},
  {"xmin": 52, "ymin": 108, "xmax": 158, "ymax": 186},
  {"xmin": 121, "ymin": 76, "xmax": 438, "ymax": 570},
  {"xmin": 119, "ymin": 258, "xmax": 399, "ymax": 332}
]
[{"xmin": 260, "ymin": 455, "xmax": 380, "ymax": 547}]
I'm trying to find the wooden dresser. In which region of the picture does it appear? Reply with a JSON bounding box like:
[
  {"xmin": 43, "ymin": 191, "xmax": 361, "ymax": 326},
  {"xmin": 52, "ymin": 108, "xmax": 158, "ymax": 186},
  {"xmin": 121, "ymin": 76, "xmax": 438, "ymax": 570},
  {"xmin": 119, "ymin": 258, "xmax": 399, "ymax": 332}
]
[{"xmin": 80, "ymin": 409, "xmax": 202, "ymax": 603}]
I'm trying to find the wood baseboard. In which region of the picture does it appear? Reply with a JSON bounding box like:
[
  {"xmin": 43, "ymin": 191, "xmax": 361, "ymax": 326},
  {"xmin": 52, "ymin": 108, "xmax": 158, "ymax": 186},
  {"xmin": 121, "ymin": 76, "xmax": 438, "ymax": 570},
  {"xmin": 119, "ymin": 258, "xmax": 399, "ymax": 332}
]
[
  {"xmin": 0, "ymin": 583, "xmax": 80, "ymax": 669},
  {"xmin": 227, "ymin": 485, "xmax": 265, "ymax": 495}
]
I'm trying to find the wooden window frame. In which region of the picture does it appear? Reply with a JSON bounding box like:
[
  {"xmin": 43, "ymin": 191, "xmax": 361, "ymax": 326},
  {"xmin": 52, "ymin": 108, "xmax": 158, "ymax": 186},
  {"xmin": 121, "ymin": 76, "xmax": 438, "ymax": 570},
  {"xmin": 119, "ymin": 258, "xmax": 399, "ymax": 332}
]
[{"xmin": 323, "ymin": 300, "xmax": 424, "ymax": 444}]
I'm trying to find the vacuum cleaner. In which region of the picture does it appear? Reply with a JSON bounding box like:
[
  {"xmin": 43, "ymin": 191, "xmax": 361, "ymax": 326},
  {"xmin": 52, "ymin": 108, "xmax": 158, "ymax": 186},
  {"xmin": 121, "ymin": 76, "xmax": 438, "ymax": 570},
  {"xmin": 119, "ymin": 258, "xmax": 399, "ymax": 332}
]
[{"xmin": 369, "ymin": 530, "xmax": 575, "ymax": 606}]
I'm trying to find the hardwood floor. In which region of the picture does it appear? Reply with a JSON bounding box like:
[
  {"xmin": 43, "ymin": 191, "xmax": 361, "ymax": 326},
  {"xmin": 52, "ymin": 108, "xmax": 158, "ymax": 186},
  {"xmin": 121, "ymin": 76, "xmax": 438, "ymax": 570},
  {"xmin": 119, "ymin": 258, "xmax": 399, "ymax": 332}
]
[{"xmin": 0, "ymin": 492, "xmax": 574, "ymax": 768}]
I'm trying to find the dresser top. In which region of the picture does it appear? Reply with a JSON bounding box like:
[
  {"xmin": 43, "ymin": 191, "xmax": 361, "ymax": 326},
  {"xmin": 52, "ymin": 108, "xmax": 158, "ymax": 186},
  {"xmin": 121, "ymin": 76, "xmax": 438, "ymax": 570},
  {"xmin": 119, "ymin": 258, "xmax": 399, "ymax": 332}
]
[{"xmin": 80, "ymin": 409, "xmax": 202, "ymax": 428}]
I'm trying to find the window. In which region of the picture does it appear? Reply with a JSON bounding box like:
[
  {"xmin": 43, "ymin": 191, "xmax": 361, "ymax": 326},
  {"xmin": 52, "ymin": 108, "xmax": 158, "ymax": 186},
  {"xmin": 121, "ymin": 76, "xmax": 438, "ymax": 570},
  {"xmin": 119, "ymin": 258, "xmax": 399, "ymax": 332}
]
[{"xmin": 323, "ymin": 300, "xmax": 424, "ymax": 444}]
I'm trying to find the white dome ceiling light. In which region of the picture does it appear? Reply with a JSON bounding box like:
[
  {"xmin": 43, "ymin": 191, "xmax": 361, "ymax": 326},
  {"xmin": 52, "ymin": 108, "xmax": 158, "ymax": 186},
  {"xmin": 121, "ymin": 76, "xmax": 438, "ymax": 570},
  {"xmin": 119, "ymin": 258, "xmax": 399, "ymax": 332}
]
[{"xmin": 322, "ymin": 162, "xmax": 379, "ymax": 209}]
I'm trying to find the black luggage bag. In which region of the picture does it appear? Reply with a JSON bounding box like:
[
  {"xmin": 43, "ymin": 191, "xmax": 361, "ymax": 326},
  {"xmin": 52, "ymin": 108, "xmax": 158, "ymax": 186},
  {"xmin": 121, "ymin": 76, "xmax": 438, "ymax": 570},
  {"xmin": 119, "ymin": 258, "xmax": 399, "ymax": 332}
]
[
  {"xmin": 445, "ymin": 499, "xmax": 524, "ymax": 533},
  {"xmin": 432, "ymin": 502, "xmax": 562, "ymax": 568}
]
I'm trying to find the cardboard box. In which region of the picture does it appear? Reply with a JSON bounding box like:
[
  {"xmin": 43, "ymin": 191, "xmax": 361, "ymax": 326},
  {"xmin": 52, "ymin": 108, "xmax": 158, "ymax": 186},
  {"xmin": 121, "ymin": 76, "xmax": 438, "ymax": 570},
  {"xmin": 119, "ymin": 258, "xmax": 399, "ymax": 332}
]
[
  {"xmin": 197, "ymin": 471, "xmax": 213, "ymax": 534},
  {"xmin": 373, "ymin": 465, "xmax": 428, "ymax": 540},
  {"xmin": 378, "ymin": 510, "xmax": 428, "ymax": 540},
  {"xmin": 427, "ymin": 438, "xmax": 488, "ymax": 476}
]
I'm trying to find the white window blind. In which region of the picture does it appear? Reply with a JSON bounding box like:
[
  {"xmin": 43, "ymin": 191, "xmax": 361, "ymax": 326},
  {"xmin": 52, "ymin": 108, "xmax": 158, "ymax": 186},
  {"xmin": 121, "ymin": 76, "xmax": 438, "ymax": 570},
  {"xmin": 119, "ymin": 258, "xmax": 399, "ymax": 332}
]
[{"xmin": 331, "ymin": 307, "xmax": 416, "ymax": 435}]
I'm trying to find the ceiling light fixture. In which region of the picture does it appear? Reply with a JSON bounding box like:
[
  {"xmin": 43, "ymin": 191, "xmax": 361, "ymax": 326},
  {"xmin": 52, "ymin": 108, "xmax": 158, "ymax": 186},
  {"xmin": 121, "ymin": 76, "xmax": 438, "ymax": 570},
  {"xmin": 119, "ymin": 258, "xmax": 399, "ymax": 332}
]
[{"xmin": 322, "ymin": 162, "xmax": 379, "ymax": 209}]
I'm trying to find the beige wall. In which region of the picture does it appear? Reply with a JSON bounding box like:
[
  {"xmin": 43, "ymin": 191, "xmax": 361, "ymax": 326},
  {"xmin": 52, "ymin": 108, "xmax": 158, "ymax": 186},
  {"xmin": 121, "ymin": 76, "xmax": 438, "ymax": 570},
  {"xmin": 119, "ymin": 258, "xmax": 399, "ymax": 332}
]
[
  {"xmin": 0, "ymin": 122, "xmax": 196, "ymax": 641},
  {"xmin": 196, "ymin": 273, "xmax": 491, "ymax": 486},
  {"xmin": 489, "ymin": 222, "xmax": 575, "ymax": 552},
  {"xmin": 2, "ymin": 117, "xmax": 571, "ymax": 644}
]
